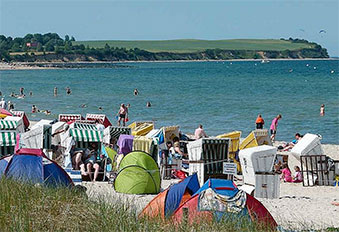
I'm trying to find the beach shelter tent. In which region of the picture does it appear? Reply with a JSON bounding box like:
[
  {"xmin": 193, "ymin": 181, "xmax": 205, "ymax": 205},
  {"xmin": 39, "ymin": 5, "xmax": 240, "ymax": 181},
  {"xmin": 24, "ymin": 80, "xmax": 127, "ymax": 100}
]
[
  {"xmin": 0, "ymin": 148, "xmax": 73, "ymax": 187},
  {"xmin": 172, "ymin": 179, "xmax": 277, "ymax": 230},
  {"xmin": 0, "ymin": 131, "xmax": 16, "ymax": 157},
  {"xmin": 239, "ymin": 129, "xmax": 271, "ymax": 150},
  {"xmin": 85, "ymin": 113, "xmax": 112, "ymax": 128},
  {"xmin": 140, "ymin": 173, "xmax": 200, "ymax": 219},
  {"xmin": 11, "ymin": 111, "xmax": 30, "ymax": 130},
  {"xmin": 128, "ymin": 121, "xmax": 154, "ymax": 136},
  {"xmin": 114, "ymin": 151, "xmax": 160, "ymax": 194}
]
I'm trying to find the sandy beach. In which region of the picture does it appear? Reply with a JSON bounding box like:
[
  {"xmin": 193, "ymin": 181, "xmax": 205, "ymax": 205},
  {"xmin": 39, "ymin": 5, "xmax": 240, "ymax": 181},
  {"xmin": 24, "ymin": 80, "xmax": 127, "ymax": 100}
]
[
  {"xmin": 81, "ymin": 143, "xmax": 339, "ymax": 231},
  {"xmin": 0, "ymin": 58, "xmax": 336, "ymax": 70}
]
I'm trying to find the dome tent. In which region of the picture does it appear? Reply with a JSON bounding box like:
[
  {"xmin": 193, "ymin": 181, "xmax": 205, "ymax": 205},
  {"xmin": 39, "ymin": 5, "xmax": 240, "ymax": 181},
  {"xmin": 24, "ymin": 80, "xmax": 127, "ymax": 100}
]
[
  {"xmin": 172, "ymin": 179, "xmax": 277, "ymax": 230},
  {"xmin": 140, "ymin": 173, "xmax": 200, "ymax": 219},
  {"xmin": 0, "ymin": 148, "xmax": 73, "ymax": 187},
  {"xmin": 114, "ymin": 151, "xmax": 160, "ymax": 194}
]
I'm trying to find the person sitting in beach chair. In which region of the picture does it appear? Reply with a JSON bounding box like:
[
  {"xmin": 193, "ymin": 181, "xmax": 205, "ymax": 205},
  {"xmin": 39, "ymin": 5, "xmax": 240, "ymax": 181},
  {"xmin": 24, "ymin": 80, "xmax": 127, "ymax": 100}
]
[
  {"xmin": 72, "ymin": 143, "xmax": 99, "ymax": 181},
  {"xmin": 173, "ymin": 137, "xmax": 188, "ymax": 159}
]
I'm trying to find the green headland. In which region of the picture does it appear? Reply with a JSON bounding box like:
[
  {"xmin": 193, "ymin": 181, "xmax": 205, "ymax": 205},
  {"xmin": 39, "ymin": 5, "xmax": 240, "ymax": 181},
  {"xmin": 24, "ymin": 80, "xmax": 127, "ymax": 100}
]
[{"xmin": 0, "ymin": 33, "xmax": 329, "ymax": 63}]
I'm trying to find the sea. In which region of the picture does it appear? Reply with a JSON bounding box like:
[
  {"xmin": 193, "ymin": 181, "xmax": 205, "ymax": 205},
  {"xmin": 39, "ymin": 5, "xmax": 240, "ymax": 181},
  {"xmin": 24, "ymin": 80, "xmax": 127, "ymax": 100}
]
[{"xmin": 0, "ymin": 60, "xmax": 338, "ymax": 144}]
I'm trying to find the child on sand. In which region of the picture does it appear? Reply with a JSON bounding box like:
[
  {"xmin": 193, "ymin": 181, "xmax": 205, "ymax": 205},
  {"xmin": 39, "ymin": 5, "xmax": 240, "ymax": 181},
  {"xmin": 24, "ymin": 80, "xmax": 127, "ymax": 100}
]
[
  {"xmin": 293, "ymin": 166, "xmax": 302, "ymax": 183},
  {"xmin": 280, "ymin": 163, "xmax": 293, "ymax": 182}
]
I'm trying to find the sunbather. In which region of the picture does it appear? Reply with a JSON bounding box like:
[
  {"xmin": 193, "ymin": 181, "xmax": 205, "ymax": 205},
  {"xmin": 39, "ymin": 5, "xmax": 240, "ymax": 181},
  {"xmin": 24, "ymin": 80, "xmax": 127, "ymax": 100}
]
[{"xmin": 279, "ymin": 133, "xmax": 302, "ymax": 151}]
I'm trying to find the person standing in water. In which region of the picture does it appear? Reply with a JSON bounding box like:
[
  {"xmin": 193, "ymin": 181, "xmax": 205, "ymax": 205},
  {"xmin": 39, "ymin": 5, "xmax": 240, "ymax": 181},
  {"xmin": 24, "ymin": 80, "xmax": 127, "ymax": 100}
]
[
  {"xmin": 66, "ymin": 87, "xmax": 72, "ymax": 95},
  {"xmin": 255, "ymin": 114, "xmax": 265, "ymax": 129},
  {"xmin": 270, "ymin": 114, "xmax": 282, "ymax": 142},
  {"xmin": 117, "ymin": 103, "xmax": 128, "ymax": 126},
  {"xmin": 19, "ymin": 87, "xmax": 24, "ymax": 95},
  {"xmin": 54, "ymin": 87, "xmax": 58, "ymax": 96},
  {"xmin": 194, "ymin": 124, "xmax": 208, "ymax": 139},
  {"xmin": 320, "ymin": 104, "xmax": 325, "ymax": 116}
]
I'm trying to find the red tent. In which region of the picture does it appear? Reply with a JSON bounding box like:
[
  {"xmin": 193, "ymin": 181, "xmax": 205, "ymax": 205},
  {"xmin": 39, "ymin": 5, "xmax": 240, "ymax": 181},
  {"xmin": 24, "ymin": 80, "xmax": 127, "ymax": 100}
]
[{"xmin": 172, "ymin": 179, "xmax": 277, "ymax": 230}]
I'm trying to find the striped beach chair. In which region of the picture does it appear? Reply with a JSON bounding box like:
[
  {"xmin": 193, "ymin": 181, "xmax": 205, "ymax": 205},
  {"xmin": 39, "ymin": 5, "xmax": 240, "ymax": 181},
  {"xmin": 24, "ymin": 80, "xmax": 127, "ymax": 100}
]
[
  {"xmin": 58, "ymin": 114, "xmax": 83, "ymax": 123},
  {"xmin": 0, "ymin": 131, "xmax": 16, "ymax": 157}
]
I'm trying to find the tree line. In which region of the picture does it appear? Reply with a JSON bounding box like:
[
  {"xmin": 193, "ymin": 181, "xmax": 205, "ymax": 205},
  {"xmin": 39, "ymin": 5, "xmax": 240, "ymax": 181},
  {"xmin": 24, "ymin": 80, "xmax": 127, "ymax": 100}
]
[{"xmin": 0, "ymin": 33, "xmax": 329, "ymax": 62}]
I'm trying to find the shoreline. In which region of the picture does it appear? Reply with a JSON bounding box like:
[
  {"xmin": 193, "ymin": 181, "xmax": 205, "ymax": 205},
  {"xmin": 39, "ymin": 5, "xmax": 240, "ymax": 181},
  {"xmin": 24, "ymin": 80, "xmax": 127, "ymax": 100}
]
[{"xmin": 0, "ymin": 58, "xmax": 337, "ymax": 70}]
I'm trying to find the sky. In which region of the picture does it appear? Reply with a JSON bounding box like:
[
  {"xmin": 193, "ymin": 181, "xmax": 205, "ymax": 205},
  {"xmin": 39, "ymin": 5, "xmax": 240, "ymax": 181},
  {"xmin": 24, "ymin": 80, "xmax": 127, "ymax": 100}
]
[{"xmin": 0, "ymin": 0, "xmax": 338, "ymax": 56}]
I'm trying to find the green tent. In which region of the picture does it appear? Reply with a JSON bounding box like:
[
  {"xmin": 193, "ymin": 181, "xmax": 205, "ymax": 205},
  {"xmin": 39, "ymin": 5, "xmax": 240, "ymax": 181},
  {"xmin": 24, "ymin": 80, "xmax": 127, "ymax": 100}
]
[{"xmin": 114, "ymin": 151, "xmax": 160, "ymax": 194}]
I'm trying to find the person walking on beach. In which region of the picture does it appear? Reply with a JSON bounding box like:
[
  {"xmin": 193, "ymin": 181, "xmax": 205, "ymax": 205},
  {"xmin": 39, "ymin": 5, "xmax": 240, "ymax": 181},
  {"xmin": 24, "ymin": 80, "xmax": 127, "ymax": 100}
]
[
  {"xmin": 194, "ymin": 124, "xmax": 208, "ymax": 139},
  {"xmin": 54, "ymin": 87, "xmax": 58, "ymax": 96},
  {"xmin": 255, "ymin": 114, "xmax": 265, "ymax": 129},
  {"xmin": 270, "ymin": 114, "xmax": 282, "ymax": 142},
  {"xmin": 320, "ymin": 104, "xmax": 325, "ymax": 116},
  {"xmin": 117, "ymin": 103, "xmax": 128, "ymax": 126}
]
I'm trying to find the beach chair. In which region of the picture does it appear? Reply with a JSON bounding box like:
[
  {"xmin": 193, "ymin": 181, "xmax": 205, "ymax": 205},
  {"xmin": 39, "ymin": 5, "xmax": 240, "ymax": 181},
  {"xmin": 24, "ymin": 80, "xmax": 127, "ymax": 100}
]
[
  {"xmin": 217, "ymin": 131, "xmax": 241, "ymax": 171},
  {"xmin": 128, "ymin": 121, "xmax": 154, "ymax": 136},
  {"xmin": 239, "ymin": 129, "xmax": 271, "ymax": 150},
  {"xmin": 187, "ymin": 138, "xmax": 230, "ymax": 186},
  {"xmin": 85, "ymin": 113, "xmax": 112, "ymax": 128},
  {"xmin": 58, "ymin": 114, "xmax": 83, "ymax": 123},
  {"xmin": 61, "ymin": 128, "xmax": 107, "ymax": 181},
  {"xmin": 0, "ymin": 131, "xmax": 16, "ymax": 157}
]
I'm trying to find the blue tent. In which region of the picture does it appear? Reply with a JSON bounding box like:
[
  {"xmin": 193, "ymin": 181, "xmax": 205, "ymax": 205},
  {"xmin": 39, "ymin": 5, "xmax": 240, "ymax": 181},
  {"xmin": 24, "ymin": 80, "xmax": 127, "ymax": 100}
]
[
  {"xmin": 194, "ymin": 178, "xmax": 239, "ymax": 197},
  {"xmin": 0, "ymin": 148, "xmax": 73, "ymax": 187}
]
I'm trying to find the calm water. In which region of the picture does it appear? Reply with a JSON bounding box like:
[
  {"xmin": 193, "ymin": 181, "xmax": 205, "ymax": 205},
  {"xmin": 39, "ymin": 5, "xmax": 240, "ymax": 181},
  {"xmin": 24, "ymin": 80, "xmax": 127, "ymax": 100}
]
[{"xmin": 0, "ymin": 60, "xmax": 338, "ymax": 144}]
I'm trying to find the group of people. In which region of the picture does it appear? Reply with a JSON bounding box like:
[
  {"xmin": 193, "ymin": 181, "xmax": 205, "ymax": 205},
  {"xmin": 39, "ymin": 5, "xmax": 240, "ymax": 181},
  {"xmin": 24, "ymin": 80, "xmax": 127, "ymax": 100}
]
[
  {"xmin": 255, "ymin": 114, "xmax": 282, "ymax": 142},
  {"xmin": 0, "ymin": 97, "xmax": 14, "ymax": 111},
  {"xmin": 71, "ymin": 142, "xmax": 105, "ymax": 182},
  {"xmin": 277, "ymin": 163, "xmax": 303, "ymax": 183}
]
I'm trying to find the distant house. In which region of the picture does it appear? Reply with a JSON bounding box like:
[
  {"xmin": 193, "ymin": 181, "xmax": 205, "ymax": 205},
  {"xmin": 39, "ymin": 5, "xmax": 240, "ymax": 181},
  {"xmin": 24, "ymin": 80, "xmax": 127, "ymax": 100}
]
[{"xmin": 26, "ymin": 42, "xmax": 37, "ymax": 47}]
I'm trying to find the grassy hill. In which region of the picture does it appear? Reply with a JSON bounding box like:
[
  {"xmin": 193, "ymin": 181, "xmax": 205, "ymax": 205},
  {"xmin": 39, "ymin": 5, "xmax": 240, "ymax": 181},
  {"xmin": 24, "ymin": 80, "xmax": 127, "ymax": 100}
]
[{"xmin": 73, "ymin": 39, "xmax": 314, "ymax": 53}]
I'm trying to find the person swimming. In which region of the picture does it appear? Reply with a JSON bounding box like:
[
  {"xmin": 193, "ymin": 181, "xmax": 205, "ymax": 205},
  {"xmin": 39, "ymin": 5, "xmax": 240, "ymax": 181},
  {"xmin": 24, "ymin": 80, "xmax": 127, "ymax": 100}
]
[
  {"xmin": 146, "ymin": 101, "xmax": 151, "ymax": 107},
  {"xmin": 134, "ymin": 88, "xmax": 139, "ymax": 96},
  {"xmin": 66, "ymin": 87, "xmax": 72, "ymax": 95}
]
